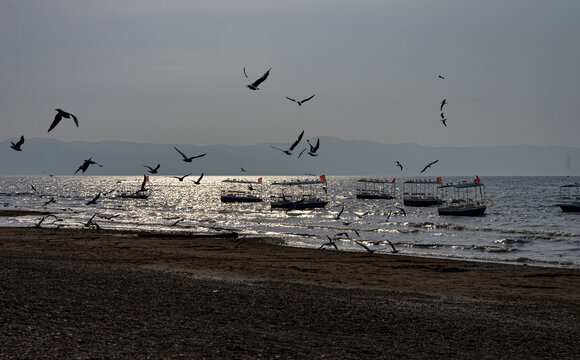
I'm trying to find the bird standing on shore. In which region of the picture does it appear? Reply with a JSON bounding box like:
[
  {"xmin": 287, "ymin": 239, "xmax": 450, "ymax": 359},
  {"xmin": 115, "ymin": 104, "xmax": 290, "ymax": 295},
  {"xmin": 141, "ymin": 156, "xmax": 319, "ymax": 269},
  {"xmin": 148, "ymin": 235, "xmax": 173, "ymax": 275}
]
[
  {"xmin": 245, "ymin": 67, "xmax": 271, "ymax": 90},
  {"xmin": 48, "ymin": 109, "xmax": 78, "ymax": 132},
  {"xmin": 10, "ymin": 136, "xmax": 24, "ymax": 151}
]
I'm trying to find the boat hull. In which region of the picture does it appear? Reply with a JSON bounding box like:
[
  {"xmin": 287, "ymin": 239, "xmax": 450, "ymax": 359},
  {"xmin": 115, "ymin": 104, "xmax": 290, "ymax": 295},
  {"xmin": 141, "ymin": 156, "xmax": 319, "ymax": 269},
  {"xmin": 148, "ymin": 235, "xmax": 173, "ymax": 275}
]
[
  {"xmin": 404, "ymin": 198, "xmax": 442, "ymax": 207},
  {"xmin": 271, "ymin": 200, "xmax": 328, "ymax": 210},
  {"xmin": 557, "ymin": 204, "xmax": 580, "ymax": 212},
  {"xmin": 357, "ymin": 194, "xmax": 395, "ymax": 200},
  {"xmin": 220, "ymin": 195, "xmax": 262, "ymax": 203},
  {"xmin": 438, "ymin": 205, "xmax": 488, "ymax": 216}
]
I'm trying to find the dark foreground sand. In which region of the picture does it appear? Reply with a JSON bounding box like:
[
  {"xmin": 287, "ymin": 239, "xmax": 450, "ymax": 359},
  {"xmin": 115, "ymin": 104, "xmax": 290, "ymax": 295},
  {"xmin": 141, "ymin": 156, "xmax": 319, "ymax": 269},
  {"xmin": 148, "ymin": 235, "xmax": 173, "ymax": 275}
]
[{"xmin": 1, "ymin": 224, "xmax": 579, "ymax": 359}]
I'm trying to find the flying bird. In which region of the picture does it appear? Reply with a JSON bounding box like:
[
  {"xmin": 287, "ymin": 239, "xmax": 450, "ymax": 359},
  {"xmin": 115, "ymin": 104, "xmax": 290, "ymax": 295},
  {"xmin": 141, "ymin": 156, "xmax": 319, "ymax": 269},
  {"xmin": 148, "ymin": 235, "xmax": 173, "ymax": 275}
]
[
  {"xmin": 42, "ymin": 197, "xmax": 56, "ymax": 207},
  {"xmin": 174, "ymin": 173, "xmax": 192, "ymax": 182},
  {"xmin": 354, "ymin": 240, "xmax": 376, "ymax": 254},
  {"xmin": 396, "ymin": 207, "xmax": 407, "ymax": 216},
  {"xmin": 86, "ymin": 192, "xmax": 101, "ymax": 205},
  {"xmin": 395, "ymin": 161, "xmax": 403, "ymax": 171},
  {"xmin": 171, "ymin": 218, "xmax": 185, "ymax": 227},
  {"xmin": 440, "ymin": 118, "xmax": 447, "ymax": 127},
  {"xmin": 173, "ymin": 146, "xmax": 206, "ymax": 162},
  {"xmin": 440, "ymin": 99, "xmax": 447, "ymax": 112},
  {"xmin": 144, "ymin": 164, "xmax": 160, "ymax": 174},
  {"xmin": 354, "ymin": 211, "xmax": 369, "ymax": 219},
  {"xmin": 438, "ymin": 75, "xmax": 445, "ymax": 79},
  {"xmin": 334, "ymin": 205, "xmax": 345, "ymax": 220},
  {"xmin": 271, "ymin": 130, "xmax": 304, "ymax": 155},
  {"xmin": 420, "ymin": 159, "xmax": 439, "ymax": 173},
  {"xmin": 192, "ymin": 173, "xmax": 204, "ymax": 185},
  {"xmin": 245, "ymin": 67, "xmax": 271, "ymax": 90},
  {"xmin": 307, "ymin": 138, "xmax": 320, "ymax": 157},
  {"xmin": 75, "ymin": 157, "xmax": 103, "ymax": 175},
  {"xmin": 286, "ymin": 94, "xmax": 316, "ymax": 106},
  {"xmin": 136, "ymin": 174, "xmax": 148, "ymax": 193},
  {"xmin": 48, "ymin": 109, "xmax": 78, "ymax": 132},
  {"xmin": 385, "ymin": 238, "xmax": 399, "ymax": 253},
  {"xmin": 10, "ymin": 135, "xmax": 24, "ymax": 151},
  {"xmin": 241, "ymin": 167, "xmax": 246, "ymax": 172},
  {"xmin": 319, "ymin": 235, "xmax": 338, "ymax": 251}
]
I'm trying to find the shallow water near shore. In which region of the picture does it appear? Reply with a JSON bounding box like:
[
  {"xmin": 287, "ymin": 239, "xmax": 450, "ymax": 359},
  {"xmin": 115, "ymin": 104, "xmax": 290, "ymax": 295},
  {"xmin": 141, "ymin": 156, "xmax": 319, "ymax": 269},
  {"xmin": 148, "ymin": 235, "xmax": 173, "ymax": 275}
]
[{"xmin": 1, "ymin": 175, "xmax": 579, "ymax": 268}]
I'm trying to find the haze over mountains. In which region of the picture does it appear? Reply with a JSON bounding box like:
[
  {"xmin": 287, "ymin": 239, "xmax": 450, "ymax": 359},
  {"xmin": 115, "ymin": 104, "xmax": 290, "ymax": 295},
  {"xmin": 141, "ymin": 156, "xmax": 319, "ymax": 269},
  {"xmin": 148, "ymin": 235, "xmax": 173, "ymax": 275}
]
[{"xmin": 1, "ymin": 137, "xmax": 578, "ymax": 176}]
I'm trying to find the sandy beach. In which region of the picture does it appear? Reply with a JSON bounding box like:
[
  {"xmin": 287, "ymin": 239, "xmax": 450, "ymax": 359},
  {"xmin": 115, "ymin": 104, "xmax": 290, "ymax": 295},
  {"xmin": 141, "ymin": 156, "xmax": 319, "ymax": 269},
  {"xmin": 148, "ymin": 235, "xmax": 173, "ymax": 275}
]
[{"xmin": 1, "ymin": 221, "xmax": 579, "ymax": 358}]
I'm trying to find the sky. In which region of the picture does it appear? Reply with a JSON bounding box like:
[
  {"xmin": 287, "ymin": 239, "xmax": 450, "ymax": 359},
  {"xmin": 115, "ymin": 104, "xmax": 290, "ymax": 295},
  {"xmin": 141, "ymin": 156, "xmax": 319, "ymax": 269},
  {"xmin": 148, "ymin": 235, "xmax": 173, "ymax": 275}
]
[{"xmin": 1, "ymin": 0, "xmax": 579, "ymax": 148}]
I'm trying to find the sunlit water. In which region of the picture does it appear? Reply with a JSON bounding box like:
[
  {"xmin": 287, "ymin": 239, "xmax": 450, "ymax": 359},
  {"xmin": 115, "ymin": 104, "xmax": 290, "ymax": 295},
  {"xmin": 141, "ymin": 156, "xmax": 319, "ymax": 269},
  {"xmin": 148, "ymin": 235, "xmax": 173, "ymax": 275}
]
[{"xmin": 1, "ymin": 176, "xmax": 579, "ymax": 268}]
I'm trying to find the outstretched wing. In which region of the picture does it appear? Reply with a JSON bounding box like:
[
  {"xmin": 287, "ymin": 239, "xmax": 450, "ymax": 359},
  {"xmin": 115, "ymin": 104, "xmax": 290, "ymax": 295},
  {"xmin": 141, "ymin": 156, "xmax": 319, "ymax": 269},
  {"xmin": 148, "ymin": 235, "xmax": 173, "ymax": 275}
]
[
  {"xmin": 243, "ymin": 67, "xmax": 248, "ymax": 79},
  {"xmin": 15, "ymin": 135, "xmax": 24, "ymax": 147},
  {"xmin": 191, "ymin": 153, "xmax": 206, "ymax": 160},
  {"xmin": 154, "ymin": 164, "xmax": 160, "ymax": 171},
  {"xmin": 196, "ymin": 172, "xmax": 204, "ymax": 183},
  {"xmin": 285, "ymin": 96, "xmax": 297, "ymax": 103},
  {"xmin": 48, "ymin": 113, "xmax": 63, "ymax": 132},
  {"xmin": 312, "ymin": 138, "xmax": 320, "ymax": 152},
  {"xmin": 289, "ymin": 130, "xmax": 304, "ymax": 151},
  {"xmin": 301, "ymin": 94, "xmax": 316, "ymax": 103},
  {"xmin": 173, "ymin": 146, "xmax": 188, "ymax": 160},
  {"xmin": 270, "ymin": 145, "xmax": 286, "ymax": 153},
  {"xmin": 251, "ymin": 68, "xmax": 271, "ymax": 88},
  {"xmin": 71, "ymin": 113, "xmax": 79, "ymax": 127}
]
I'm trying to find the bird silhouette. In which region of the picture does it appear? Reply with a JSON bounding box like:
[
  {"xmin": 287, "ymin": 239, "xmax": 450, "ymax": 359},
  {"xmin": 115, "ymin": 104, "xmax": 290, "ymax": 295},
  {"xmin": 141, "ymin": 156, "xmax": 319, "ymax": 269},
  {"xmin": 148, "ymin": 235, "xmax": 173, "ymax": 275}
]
[
  {"xmin": 440, "ymin": 99, "xmax": 447, "ymax": 112},
  {"xmin": 334, "ymin": 205, "xmax": 344, "ymax": 220},
  {"xmin": 420, "ymin": 160, "xmax": 439, "ymax": 173},
  {"xmin": 384, "ymin": 238, "xmax": 398, "ymax": 253},
  {"xmin": 173, "ymin": 146, "xmax": 206, "ymax": 162},
  {"xmin": 395, "ymin": 161, "xmax": 403, "ymax": 171},
  {"xmin": 354, "ymin": 240, "xmax": 376, "ymax": 254},
  {"xmin": 438, "ymin": 75, "xmax": 445, "ymax": 79},
  {"xmin": 286, "ymin": 94, "xmax": 316, "ymax": 106},
  {"xmin": 271, "ymin": 130, "xmax": 304, "ymax": 155},
  {"xmin": 440, "ymin": 118, "xmax": 447, "ymax": 127},
  {"xmin": 174, "ymin": 173, "xmax": 192, "ymax": 182},
  {"xmin": 192, "ymin": 173, "xmax": 204, "ymax": 185},
  {"xmin": 86, "ymin": 193, "xmax": 101, "ymax": 205},
  {"xmin": 48, "ymin": 109, "xmax": 78, "ymax": 132},
  {"xmin": 245, "ymin": 67, "xmax": 271, "ymax": 90},
  {"xmin": 10, "ymin": 135, "xmax": 24, "ymax": 151},
  {"xmin": 144, "ymin": 164, "xmax": 160, "ymax": 174},
  {"xmin": 307, "ymin": 138, "xmax": 320, "ymax": 157},
  {"xmin": 319, "ymin": 235, "xmax": 338, "ymax": 250},
  {"xmin": 75, "ymin": 157, "xmax": 103, "ymax": 175}
]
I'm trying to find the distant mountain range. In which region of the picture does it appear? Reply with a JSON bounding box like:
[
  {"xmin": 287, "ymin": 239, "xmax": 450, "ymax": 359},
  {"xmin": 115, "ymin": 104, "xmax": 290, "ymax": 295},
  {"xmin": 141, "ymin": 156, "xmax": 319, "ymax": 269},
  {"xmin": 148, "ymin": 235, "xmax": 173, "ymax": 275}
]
[{"xmin": 0, "ymin": 137, "xmax": 579, "ymax": 176}]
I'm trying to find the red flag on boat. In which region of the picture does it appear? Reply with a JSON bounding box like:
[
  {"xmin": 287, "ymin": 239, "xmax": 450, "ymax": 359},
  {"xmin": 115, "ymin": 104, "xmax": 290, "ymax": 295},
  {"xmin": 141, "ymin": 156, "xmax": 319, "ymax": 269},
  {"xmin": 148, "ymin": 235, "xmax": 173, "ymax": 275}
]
[
  {"xmin": 258, "ymin": 177, "xmax": 263, "ymax": 184},
  {"xmin": 474, "ymin": 175, "xmax": 480, "ymax": 183},
  {"xmin": 392, "ymin": 178, "xmax": 396, "ymax": 184},
  {"xmin": 320, "ymin": 174, "xmax": 327, "ymax": 183},
  {"xmin": 145, "ymin": 175, "xmax": 150, "ymax": 182},
  {"xmin": 437, "ymin": 176, "xmax": 442, "ymax": 183}
]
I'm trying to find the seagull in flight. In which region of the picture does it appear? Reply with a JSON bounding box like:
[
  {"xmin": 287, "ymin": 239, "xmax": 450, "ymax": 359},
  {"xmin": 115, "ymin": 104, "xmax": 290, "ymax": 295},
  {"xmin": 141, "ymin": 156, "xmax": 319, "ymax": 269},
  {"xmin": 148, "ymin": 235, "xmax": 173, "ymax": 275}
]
[
  {"xmin": 354, "ymin": 240, "xmax": 376, "ymax": 254},
  {"xmin": 241, "ymin": 167, "xmax": 246, "ymax": 172},
  {"xmin": 286, "ymin": 94, "xmax": 316, "ymax": 106},
  {"xmin": 440, "ymin": 99, "xmax": 447, "ymax": 112},
  {"xmin": 10, "ymin": 135, "xmax": 24, "ymax": 151},
  {"xmin": 440, "ymin": 118, "xmax": 447, "ymax": 127},
  {"xmin": 271, "ymin": 130, "xmax": 304, "ymax": 155},
  {"xmin": 173, "ymin": 146, "xmax": 206, "ymax": 162},
  {"xmin": 86, "ymin": 192, "xmax": 101, "ymax": 205},
  {"xmin": 192, "ymin": 173, "xmax": 204, "ymax": 185},
  {"xmin": 319, "ymin": 235, "xmax": 338, "ymax": 250},
  {"xmin": 307, "ymin": 138, "xmax": 320, "ymax": 157},
  {"xmin": 48, "ymin": 109, "xmax": 78, "ymax": 132},
  {"xmin": 395, "ymin": 161, "xmax": 403, "ymax": 171},
  {"xmin": 245, "ymin": 67, "xmax": 271, "ymax": 90},
  {"xmin": 42, "ymin": 197, "xmax": 56, "ymax": 207},
  {"xmin": 75, "ymin": 157, "xmax": 103, "ymax": 175},
  {"xmin": 354, "ymin": 211, "xmax": 369, "ymax": 219},
  {"xmin": 420, "ymin": 159, "xmax": 439, "ymax": 173},
  {"xmin": 384, "ymin": 238, "xmax": 399, "ymax": 253},
  {"xmin": 174, "ymin": 173, "xmax": 192, "ymax": 182},
  {"xmin": 438, "ymin": 75, "xmax": 445, "ymax": 79},
  {"xmin": 334, "ymin": 205, "xmax": 344, "ymax": 220},
  {"xmin": 144, "ymin": 164, "xmax": 160, "ymax": 174},
  {"xmin": 396, "ymin": 207, "xmax": 407, "ymax": 216},
  {"xmin": 137, "ymin": 174, "xmax": 148, "ymax": 193}
]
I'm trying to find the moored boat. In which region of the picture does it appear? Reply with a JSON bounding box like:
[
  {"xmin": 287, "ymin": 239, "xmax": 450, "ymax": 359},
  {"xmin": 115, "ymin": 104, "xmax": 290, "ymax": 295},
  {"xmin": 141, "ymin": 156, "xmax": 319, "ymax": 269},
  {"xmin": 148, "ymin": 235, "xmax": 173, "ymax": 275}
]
[
  {"xmin": 270, "ymin": 175, "xmax": 328, "ymax": 210},
  {"xmin": 556, "ymin": 183, "xmax": 580, "ymax": 212},
  {"xmin": 356, "ymin": 178, "xmax": 396, "ymax": 200},
  {"xmin": 438, "ymin": 182, "xmax": 491, "ymax": 216},
  {"xmin": 403, "ymin": 179, "xmax": 443, "ymax": 206},
  {"xmin": 220, "ymin": 178, "xmax": 263, "ymax": 203}
]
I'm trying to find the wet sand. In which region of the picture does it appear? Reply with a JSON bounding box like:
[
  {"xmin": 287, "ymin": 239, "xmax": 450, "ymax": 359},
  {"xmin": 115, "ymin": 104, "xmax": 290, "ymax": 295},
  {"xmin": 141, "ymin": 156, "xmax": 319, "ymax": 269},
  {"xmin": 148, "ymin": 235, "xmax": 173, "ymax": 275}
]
[{"xmin": 1, "ymin": 224, "xmax": 579, "ymax": 358}]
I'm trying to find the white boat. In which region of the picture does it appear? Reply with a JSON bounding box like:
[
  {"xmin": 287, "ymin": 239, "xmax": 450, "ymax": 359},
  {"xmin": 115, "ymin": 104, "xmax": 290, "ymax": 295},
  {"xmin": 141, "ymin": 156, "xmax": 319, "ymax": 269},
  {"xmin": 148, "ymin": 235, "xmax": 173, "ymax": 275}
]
[
  {"xmin": 270, "ymin": 175, "xmax": 328, "ymax": 210},
  {"xmin": 403, "ymin": 179, "xmax": 443, "ymax": 207},
  {"xmin": 556, "ymin": 183, "xmax": 580, "ymax": 212},
  {"xmin": 356, "ymin": 178, "xmax": 396, "ymax": 200},
  {"xmin": 220, "ymin": 178, "xmax": 263, "ymax": 203},
  {"xmin": 438, "ymin": 182, "xmax": 492, "ymax": 216}
]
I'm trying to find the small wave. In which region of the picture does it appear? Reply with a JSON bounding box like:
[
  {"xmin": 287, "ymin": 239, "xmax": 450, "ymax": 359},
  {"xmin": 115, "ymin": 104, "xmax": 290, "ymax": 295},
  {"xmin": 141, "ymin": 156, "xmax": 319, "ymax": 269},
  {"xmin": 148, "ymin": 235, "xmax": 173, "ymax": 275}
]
[{"xmin": 494, "ymin": 238, "xmax": 529, "ymax": 244}]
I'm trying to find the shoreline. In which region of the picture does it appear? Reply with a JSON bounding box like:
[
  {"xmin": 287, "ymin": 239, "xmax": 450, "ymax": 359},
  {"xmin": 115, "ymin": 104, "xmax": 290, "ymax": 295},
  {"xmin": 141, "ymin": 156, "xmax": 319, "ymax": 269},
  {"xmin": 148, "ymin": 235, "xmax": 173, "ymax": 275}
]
[{"xmin": 2, "ymin": 226, "xmax": 579, "ymax": 358}]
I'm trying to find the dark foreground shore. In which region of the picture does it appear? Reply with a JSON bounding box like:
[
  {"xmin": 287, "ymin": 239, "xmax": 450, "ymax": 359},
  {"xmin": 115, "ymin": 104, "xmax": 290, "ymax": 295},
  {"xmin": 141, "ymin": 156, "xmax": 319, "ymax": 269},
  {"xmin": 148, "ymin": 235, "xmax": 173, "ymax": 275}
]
[{"xmin": 1, "ymin": 225, "xmax": 579, "ymax": 359}]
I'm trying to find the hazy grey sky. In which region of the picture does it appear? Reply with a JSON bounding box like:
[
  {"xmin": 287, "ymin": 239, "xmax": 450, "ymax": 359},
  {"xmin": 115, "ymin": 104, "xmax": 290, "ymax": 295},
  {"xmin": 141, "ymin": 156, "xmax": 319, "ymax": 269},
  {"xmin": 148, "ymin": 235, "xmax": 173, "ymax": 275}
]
[{"xmin": 1, "ymin": 0, "xmax": 579, "ymax": 148}]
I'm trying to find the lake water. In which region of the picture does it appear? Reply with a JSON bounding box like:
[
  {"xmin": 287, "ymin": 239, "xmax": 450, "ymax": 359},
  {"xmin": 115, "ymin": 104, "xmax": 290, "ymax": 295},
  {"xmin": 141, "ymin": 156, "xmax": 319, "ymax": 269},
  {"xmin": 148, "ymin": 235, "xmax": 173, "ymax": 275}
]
[{"xmin": 1, "ymin": 175, "xmax": 579, "ymax": 268}]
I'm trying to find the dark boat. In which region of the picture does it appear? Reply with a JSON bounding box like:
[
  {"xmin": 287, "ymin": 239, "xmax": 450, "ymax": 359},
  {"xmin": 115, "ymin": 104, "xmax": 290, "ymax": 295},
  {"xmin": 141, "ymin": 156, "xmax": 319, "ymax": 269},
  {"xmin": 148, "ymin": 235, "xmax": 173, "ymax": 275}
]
[
  {"xmin": 438, "ymin": 182, "xmax": 491, "ymax": 216},
  {"xmin": 556, "ymin": 184, "xmax": 580, "ymax": 212},
  {"xmin": 220, "ymin": 178, "xmax": 263, "ymax": 203},
  {"xmin": 403, "ymin": 179, "xmax": 443, "ymax": 207},
  {"xmin": 356, "ymin": 178, "xmax": 396, "ymax": 200},
  {"xmin": 270, "ymin": 176, "xmax": 328, "ymax": 210}
]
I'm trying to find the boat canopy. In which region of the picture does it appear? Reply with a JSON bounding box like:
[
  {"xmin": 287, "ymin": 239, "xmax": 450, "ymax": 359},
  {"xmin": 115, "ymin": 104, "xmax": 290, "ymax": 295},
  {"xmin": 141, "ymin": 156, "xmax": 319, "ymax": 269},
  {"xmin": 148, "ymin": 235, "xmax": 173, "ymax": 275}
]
[
  {"xmin": 439, "ymin": 182, "xmax": 484, "ymax": 189},
  {"xmin": 404, "ymin": 180, "xmax": 441, "ymax": 184},
  {"xmin": 357, "ymin": 179, "xmax": 394, "ymax": 184},
  {"xmin": 271, "ymin": 180, "xmax": 325, "ymax": 186},
  {"xmin": 222, "ymin": 179, "xmax": 261, "ymax": 184},
  {"xmin": 561, "ymin": 183, "xmax": 580, "ymax": 188}
]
